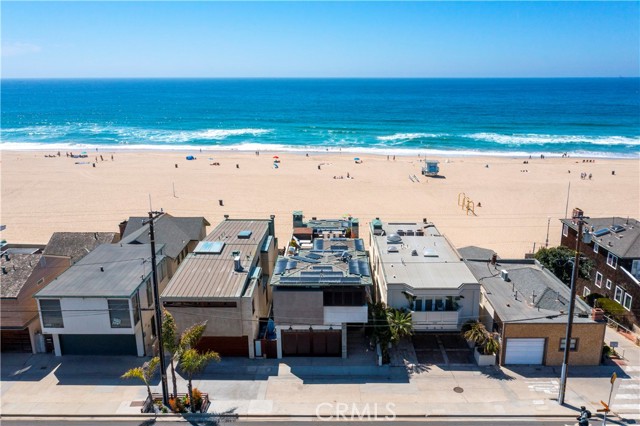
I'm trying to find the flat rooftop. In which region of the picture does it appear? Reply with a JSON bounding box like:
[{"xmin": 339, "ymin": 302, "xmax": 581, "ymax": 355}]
[
  {"xmin": 371, "ymin": 221, "xmax": 478, "ymax": 290},
  {"xmin": 465, "ymin": 259, "xmax": 594, "ymax": 324},
  {"xmin": 271, "ymin": 238, "xmax": 372, "ymax": 288},
  {"xmin": 161, "ymin": 219, "xmax": 270, "ymax": 300}
]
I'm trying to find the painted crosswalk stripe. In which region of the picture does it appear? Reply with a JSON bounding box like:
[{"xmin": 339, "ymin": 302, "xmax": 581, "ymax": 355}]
[
  {"xmin": 615, "ymin": 394, "xmax": 640, "ymax": 400},
  {"xmin": 619, "ymin": 383, "xmax": 640, "ymax": 390},
  {"xmin": 611, "ymin": 403, "xmax": 640, "ymax": 410},
  {"xmin": 623, "ymin": 366, "xmax": 640, "ymax": 372}
]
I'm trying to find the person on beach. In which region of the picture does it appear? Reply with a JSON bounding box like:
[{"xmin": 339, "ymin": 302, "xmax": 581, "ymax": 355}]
[{"xmin": 111, "ymin": 155, "xmax": 114, "ymax": 161}]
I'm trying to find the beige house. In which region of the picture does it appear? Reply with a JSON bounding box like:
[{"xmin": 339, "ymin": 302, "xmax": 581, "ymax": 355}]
[
  {"xmin": 161, "ymin": 217, "xmax": 277, "ymax": 358},
  {"xmin": 465, "ymin": 258, "xmax": 606, "ymax": 366}
]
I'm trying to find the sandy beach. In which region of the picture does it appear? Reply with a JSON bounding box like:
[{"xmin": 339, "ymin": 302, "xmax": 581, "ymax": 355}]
[{"xmin": 1, "ymin": 149, "xmax": 638, "ymax": 258}]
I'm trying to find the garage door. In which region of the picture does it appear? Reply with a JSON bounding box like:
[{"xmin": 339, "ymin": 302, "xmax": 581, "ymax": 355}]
[
  {"xmin": 1, "ymin": 329, "xmax": 32, "ymax": 353},
  {"xmin": 60, "ymin": 334, "xmax": 137, "ymax": 356},
  {"xmin": 196, "ymin": 336, "xmax": 249, "ymax": 357},
  {"xmin": 282, "ymin": 330, "xmax": 341, "ymax": 357},
  {"xmin": 505, "ymin": 338, "xmax": 545, "ymax": 365}
]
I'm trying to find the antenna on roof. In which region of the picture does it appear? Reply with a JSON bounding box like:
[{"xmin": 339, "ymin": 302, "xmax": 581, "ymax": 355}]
[{"xmin": 149, "ymin": 194, "xmax": 153, "ymax": 212}]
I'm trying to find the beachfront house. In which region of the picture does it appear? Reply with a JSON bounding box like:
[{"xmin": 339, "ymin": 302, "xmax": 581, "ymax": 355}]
[
  {"xmin": 465, "ymin": 257, "xmax": 605, "ymax": 366},
  {"xmin": 34, "ymin": 244, "xmax": 168, "ymax": 356},
  {"xmin": 560, "ymin": 212, "xmax": 640, "ymax": 332},
  {"xmin": 270, "ymin": 212, "xmax": 371, "ymax": 358},
  {"xmin": 369, "ymin": 219, "xmax": 480, "ymax": 331},
  {"xmin": 161, "ymin": 217, "xmax": 277, "ymax": 358},
  {"xmin": 119, "ymin": 213, "xmax": 209, "ymax": 278},
  {"xmin": 1, "ymin": 245, "xmax": 69, "ymax": 353},
  {"xmin": 43, "ymin": 232, "xmax": 119, "ymax": 265}
]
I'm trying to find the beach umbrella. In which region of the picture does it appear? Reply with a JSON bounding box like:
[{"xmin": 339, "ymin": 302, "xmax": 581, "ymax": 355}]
[
  {"xmin": 273, "ymin": 155, "xmax": 279, "ymax": 159},
  {"xmin": 354, "ymin": 157, "xmax": 360, "ymax": 161}
]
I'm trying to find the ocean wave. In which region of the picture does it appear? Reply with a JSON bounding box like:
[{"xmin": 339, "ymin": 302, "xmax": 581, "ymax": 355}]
[
  {"xmin": 376, "ymin": 133, "xmax": 446, "ymax": 142},
  {"xmin": 0, "ymin": 124, "xmax": 273, "ymax": 143},
  {"xmin": 464, "ymin": 133, "xmax": 640, "ymax": 146}
]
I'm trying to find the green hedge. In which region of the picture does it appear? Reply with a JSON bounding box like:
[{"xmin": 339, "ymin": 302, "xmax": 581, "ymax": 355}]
[{"xmin": 596, "ymin": 298, "xmax": 629, "ymax": 325}]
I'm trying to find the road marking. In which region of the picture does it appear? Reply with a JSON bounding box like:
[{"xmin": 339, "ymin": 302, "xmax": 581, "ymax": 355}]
[
  {"xmin": 623, "ymin": 413, "xmax": 640, "ymax": 420},
  {"xmin": 623, "ymin": 366, "xmax": 640, "ymax": 372},
  {"xmin": 619, "ymin": 383, "xmax": 640, "ymax": 390},
  {"xmin": 615, "ymin": 393, "xmax": 640, "ymax": 400},
  {"xmin": 611, "ymin": 403, "xmax": 640, "ymax": 410}
]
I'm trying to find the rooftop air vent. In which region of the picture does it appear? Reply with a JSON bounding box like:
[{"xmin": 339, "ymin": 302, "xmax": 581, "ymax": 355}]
[
  {"xmin": 411, "ymin": 249, "xmax": 418, "ymax": 256},
  {"xmin": 387, "ymin": 234, "xmax": 402, "ymax": 244},
  {"xmin": 500, "ymin": 270, "xmax": 510, "ymax": 282}
]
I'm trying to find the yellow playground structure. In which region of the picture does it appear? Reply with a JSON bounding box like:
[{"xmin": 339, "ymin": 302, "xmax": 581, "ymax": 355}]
[{"xmin": 457, "ymin": 192, "xmax": 477, "ymax": 216}]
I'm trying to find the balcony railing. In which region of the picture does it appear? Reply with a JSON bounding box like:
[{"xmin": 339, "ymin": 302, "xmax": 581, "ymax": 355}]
[
  {"xmin": 324, "ymin": 305, "xmax": 368, "ymax": 324},
  {"xmin": 411, "ymin": 309, "xmax": 460, "ymax": 331}
]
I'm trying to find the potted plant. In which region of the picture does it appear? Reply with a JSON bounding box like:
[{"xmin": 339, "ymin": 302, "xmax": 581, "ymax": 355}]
[
  {"xmin": 461, "ymin": 320, "xmax": 481, "ymax": 348},
  {"xmin": 474, "ymin": 333, "xmax": 500, "ymax": 366}
]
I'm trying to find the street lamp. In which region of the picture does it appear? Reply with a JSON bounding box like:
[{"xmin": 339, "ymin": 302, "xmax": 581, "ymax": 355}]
[{"xmin": 558, "ymin": 214, "xmax": 589, "ymax": 405}]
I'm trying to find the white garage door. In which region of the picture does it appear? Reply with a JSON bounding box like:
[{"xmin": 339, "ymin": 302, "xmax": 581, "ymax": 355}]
[{"xmin": 505, "ymin": 338, "xmax": 545, "ymax": 365}]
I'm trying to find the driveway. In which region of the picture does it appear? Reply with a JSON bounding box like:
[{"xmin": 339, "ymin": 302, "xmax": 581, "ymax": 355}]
[{"xmin": 412, "ymin": 333, "xmax": 474, "ymax": 365}]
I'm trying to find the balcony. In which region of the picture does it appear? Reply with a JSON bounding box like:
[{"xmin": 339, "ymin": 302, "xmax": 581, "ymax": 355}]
[
  {"xmin": 324, "ymin": 305, "xmax": 368, "ymax": 324},
  {"xmin": 411, "ymin": 310, "xmax": 460, "ymax": 331}
]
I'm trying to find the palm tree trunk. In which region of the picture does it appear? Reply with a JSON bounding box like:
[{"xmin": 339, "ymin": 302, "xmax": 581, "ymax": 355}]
[
  {"xmin": 187, "ymin": 377, "xmax": 195, "ymax": 413},
  {"xmin": 170, "ymin": 358, "xmax": 178, "ymax": 397},
  {"xmin": 145, "ymin": 383, "xmax": 153, "ymax": 412}
]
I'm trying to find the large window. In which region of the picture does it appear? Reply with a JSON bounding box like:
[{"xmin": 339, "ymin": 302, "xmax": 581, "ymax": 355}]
[
  {"xmin": 607, "ymin": 253, "xmax": 618, "ymax": 269},
  {"xmin": 623, "ymin": 293, "xmax": 632, "ymax": 311},
  {"xmin": 40, "ymin": 299, "xmax": 64, "ymax": 328},
  {"xmin": 614, "ymin": 286, "xmax": 624, "ymax": 304},
  {"xmin": 593, "ymin": 244, "xmax": 599, "ymax": 254},
  {"xmin": 108, "ymin": 300, "xmax": 132, "ymax": 328},
  {"xmin": 562, "ymin": 224, "xmax": 568, "ymax": 237},
  {"xmin": 583, "ymin": 287, "xmax": 590, "ymax": 297},
  {"xmin": 595, "ymin": 272, "xmax": 603, "ymax": 288},
  {"xmin": 323, "ymin": 289, "xmax": 365, "ymax": 306},
  {"xmin": 605, "ymin": 279, "xmax": 612, "ymax": 290}
]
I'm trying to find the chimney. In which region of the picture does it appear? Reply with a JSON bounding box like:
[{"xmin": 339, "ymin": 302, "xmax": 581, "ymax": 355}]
[
  {"xmin": 293, "ymin": 211, "xmax": 304, "ymax": 228},
  {"xmin": 118, "ymin": 220, "xmax": 128, "ymax": 238},
  {"xmin": 234, "ymin": 256, "xmax": 243, "ymax": 272},
  {"xmin": 94, "ymin": 232, "xmax": 98, "ymax": 240},
  {"xmin": 269, "ymin": 215, "xmax": 276, "ymax": 237},
  {"xmin": 100, "ymin": 266, "xmax": 104, "ymax": 272},
  {"xmin": 491, "ymin": 253, "xmax": 497, "ymax": 265},
  {"xmin": 1, "ymin": 267, "xmax": 7, "ymax": 274}
]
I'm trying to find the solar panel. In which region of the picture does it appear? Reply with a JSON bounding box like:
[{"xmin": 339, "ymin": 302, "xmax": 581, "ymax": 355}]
[
  {"xmin": 349, "ymin": 259, "xmax": 360, "ymax": 275},
  {"xmin": 330, "ymin": 244, "xmax": 349, "ymax": 252},
  {"xmin": 354, "ymin": 239, "xmax": 365, "ymax": 251},
  {"xmin": 311, "ymin": 266, "xmax": 333, "ymax": 272},
  {"xmin": 307, "ymin": 253, "xmax": 323, "ymax": 260},
  {"xmin": 313, "ymin": 240, "xmax": 324, "ymax": 251},
  {"xmin": 194, "ymin": 241, "xmax": 225, "ymax": 254},
  {"xmin": 592, "ymin": 228, "xmax": 610, "ymax": 237},
  {"xmin": 300, "ymin": 271, "xmax": 343, "ymax": 277},
  {"xmin": 278, "ymin": 275, "xmax": 363, "ymax": 285},
  {"xmin": 274, "ymin": 259, "xmax": 287, "ymax": 275},
  {"xmin": 358, "ymin": 260, "xmax": 371, "ymax": 277},
  {"xmin": 610, "ymin": 225, "xmax": 625, "ymax": 233},
  {"xmin": 290, "ymin": 255, "xmax": 321, "ymax": 264}
]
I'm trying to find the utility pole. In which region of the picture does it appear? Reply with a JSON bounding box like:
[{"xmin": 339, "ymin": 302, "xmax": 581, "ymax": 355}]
[
  {"xmin": 144, "ymin": 210, "xmax": 169, "ymax": 407},
  {"xmin": 558, "ymin": 214, "xmax": 585, "ymax": 405}
]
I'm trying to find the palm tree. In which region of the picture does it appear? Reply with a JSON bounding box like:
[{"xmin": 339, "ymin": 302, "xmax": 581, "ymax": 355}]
[
  {"xmin": 387, "ymin": 309, "xmax": 413, "ymax": 344},
  {"xmin": 481, "ymin": 333, "xmax": 500, "ymax": 356},
  {"xmin": 121, "ymin": 357, "xmax": 160, "ymax": 408},
  {"xmin": 162, "ymin": 309, "xmax": 179, "ymax": 397},
  {"xmin": 463, "ymin": 322, "xmax": 487, "ymax": 347},
  {"xmin": 179, "ymin": 321, "xmax": 208, "ymax": 350},
  {"xmin": 180, "ymin": 348, "xmax": 220, "ymax": 412}
]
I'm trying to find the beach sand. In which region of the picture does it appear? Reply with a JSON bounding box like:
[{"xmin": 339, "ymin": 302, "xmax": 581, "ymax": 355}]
[{"xmin": 1, "ymin": 150, "xmax": 638, "ymax": 258}]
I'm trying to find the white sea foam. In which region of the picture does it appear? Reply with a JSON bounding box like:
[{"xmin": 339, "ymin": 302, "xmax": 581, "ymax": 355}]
[
  {"xmin": 464, "ymin": 132, "xmax": 640, "ymax": 146},
  {"xmin": 376, "ymin": 133, "xmax": 446, "ymax": 142}
]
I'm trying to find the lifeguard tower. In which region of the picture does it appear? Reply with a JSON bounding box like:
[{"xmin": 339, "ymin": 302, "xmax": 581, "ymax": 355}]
[{"xmin": 421, "ymin": 160, "xmax": 440, "ymax": 177}]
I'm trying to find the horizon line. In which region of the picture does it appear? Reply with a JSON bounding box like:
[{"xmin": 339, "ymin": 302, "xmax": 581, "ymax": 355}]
[{"xmin": 2, "ymin": 76, "xmax": 639, "ymax": 80}]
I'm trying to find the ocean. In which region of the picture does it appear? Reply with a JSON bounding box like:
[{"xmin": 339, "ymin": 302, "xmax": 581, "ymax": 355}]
[{"xmin": 1, "ymin": 78, "xmax": 639, "ymax": 157}]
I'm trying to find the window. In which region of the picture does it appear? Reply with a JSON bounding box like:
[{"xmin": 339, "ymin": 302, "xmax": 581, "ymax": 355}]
[
  {"xmin": 614, "ymin": 286, "xmax": 624, "ymax": 304},
  {"xmin": 414, "ymin": 299, "xmax": 423, "ymax": 312},
  {"xmin": 595, "ymin": 272, "xmax": 603, "ymax": 288},
  {"xmin": 559, "ymin": 338, "xmax": 578, "ymax": 351},
  {"xmin": 150, "ymin": 315, "xmax": 156, "ymax": 338},
  {"xmin": 605, "ymin": 279, "xmax": 612, "ymax": 290},
  {"xmin": 40, "ymin": 299, "xmax": 64, "ymax": 328},
  {"xmin": 583, "ymin": 287, "xmax": 590, "ymax": 297},
  {"xmin": 132, "ymin": 294, "xmax": 140, "ymax": 325},
  {"xmin": 563, "ymin": 224, "xmax": 568, "ymax": 237},
  {"xmin": 323, "ymin": 289, "xmax": 365, "ymax": 306},
  {"xmin": 607, "ymin": 253, "xmax": 618, "ymax": 269},
  {"xmin": 593, "ymin": 244, "xmax": 599, "ymax": 254},
  {"xmin": 163, "ymin": 301, "xmax": 237, "ymax": 308},
  {"xmin": 623, "ymin": 293, "xmax": 632, "ymax": 311},
  {"xmin": 108, "ymin": 300, "xmax": 132, "ymax": 328},
  {"xmin": 146, "ymin": 280, "xmax": 153, "ymax": 307}
]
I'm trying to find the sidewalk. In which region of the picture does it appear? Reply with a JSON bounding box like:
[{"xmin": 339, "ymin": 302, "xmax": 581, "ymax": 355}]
[{"xmin": 1, "ymin": 328, "xmax": 638, "ymax": 421}]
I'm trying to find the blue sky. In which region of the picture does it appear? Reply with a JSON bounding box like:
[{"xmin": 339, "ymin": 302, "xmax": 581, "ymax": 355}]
[{"xmin": 2, "ymin": 1, "xmax": 638, "ymax": 78}]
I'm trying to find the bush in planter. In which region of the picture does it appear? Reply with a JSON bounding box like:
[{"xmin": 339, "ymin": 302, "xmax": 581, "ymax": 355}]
[
  {"xmin": 192, "ymin": 387, "xmax": 204, "ymax": 412},
  {"xmin": 480, "ymin": 334, "xmax": 500, "ymax": 356},
  {"xmin": 596, "ymin": 298, "xmax": 630, "ymax": 326},
  {"xmin": 460, "ymin": 320, "xmax": 479, "ymax": 335},
  {"xmin": 463, "ymin": 322, "xmax": 487, "ymax": 346},
  {"xmin": 169, "ymin": 396, "xmax": 186, "ymax": 413}
]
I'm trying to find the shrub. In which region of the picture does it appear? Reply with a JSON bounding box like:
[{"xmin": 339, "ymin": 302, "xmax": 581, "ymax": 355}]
[
  {"xmin": 596, "ymin": 298, "xmax": 629, "ymax": 325},
  {"xmin": 192, "ymin": 388, "xmax": 203, "ymax": 411},
  {"xmin": 584, "ymin": 293, "xmax": 604, "ymax": 307},
  {"xmin": 169, "ymin": 397, "xmax": 186, "ymax": 413},
  {"xmin": 461, "ymin": 320, "xmax": 480, "ymax": 335}
]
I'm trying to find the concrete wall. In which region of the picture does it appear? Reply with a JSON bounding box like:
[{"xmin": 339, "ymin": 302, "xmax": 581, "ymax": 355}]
[
  {"xmin": 502, "ymin": 322, "xmax": 606, "ymax": 366},
  {"xmin": 273, "ymin": 289, "xmax": 323, "ymax": 325}
]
